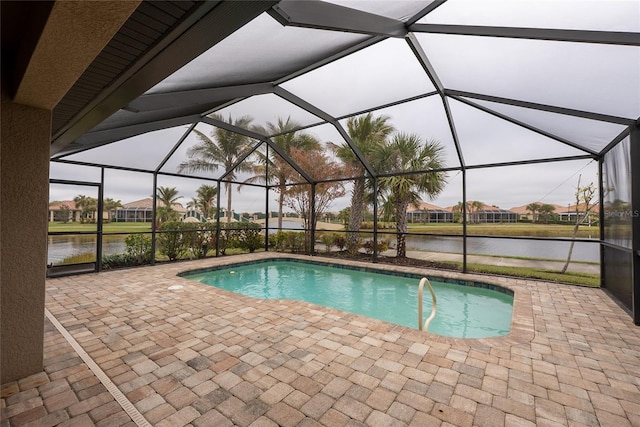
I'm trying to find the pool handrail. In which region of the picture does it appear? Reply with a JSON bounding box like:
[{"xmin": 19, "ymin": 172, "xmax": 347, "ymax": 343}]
[{"xmin": 418, "ymin": 277, "xmax": 437, "ymax": 332}]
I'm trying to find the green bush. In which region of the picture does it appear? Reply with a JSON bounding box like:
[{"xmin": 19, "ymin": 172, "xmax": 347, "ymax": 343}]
[
  {"xmin": 270, "ymin": 231, "xmax": 288, "ymax": 252},
  {"xmin": 319, "ymin": 233, "xmax": 333, "ymax": 253},
  {"xmin": 218, "ymin": 222, "xmax": 241, "ymax": 255},
  {"xmin": 362, "ymin": 221, "xmax": 395, "ymax": 229},
  {"xmin": 124, "ymin": 233, "xmax": 152, "ymax": 264},
  {"xmin": 236, "ymin": 222, "xmax": 263, "ymax": 253},
  {"xmin": 157, "ymin": 221, "xmax": 188, "ymax": 261},
  {"xmin": 287, "ymin": 232, "xmax": 305, "ymax": 252},
  {"xmin": 332, "ymin": 233, "xmax": 346, "ymax": 251},
  {"xmin": 361, "ymin": 238, "xmax": 389, "ymax": 255},
  {"xmin": 270, "ymin": 231, "xmax": 305, "ymax": 252},
  {"xmin": 181, "ymin": 222, "xmax": 216, "ymax": 259}
]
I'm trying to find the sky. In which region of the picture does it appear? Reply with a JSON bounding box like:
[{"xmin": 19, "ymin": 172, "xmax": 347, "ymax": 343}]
[{"xmin": 48, "ymin": 3, "xmax": 635, "ymax": 214}]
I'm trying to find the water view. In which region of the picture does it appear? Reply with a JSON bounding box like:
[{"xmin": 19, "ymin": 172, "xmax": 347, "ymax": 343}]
[{"xmin": 48, "ymin": 232, "xmax": 599, "ymax": 264}]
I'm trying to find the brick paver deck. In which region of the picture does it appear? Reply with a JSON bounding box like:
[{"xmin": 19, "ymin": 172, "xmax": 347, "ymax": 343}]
[{"xmin": 2, "ymin": 253, "xmax": 639, "ymax": 426}]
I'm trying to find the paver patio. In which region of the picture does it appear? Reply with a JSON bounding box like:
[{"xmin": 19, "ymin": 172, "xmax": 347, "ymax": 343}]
[{"xmin": 2, "ymin": 253, "xmax": 639, "ymax": 426}]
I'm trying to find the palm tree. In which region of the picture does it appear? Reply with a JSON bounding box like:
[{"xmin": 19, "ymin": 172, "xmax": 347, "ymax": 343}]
[
  {"xmin": 193, "ymin": 184, "xmax": 218, "ymax": 219},
  {"xmin": 331, "ymin": 113, "xmax": 394, "ymax": 253},
  {"xmin": 452, "ymin": 201, "xmax": 465, "ymax": 223},
  {"xmin": 155, "ymin": 186, "xmax": 181, "ymax": 223},
  {"xmin": 377, "ymin": 133, "xmax": 447, "ymax": 258},
  {"xmin": 103, "ymin": 198, "xmax": 122, "ymax": 223},
  {"xmin": 249, "ymin": 116, "xmax": 321, "ymax": 230},
  {"xmin": 526, "ymin": 202, "xmax": 542, "ymax": 223},
  {"xmin": 470, "ymin": 200, "xmax": 485, "ymax": 224},
  {"xmin": 179, "ymin": 114, "xmax": 255, "ymax": 223},
  {"xmin": 73, "ymin": 195, "xmax": 97, "ymax": 223}
]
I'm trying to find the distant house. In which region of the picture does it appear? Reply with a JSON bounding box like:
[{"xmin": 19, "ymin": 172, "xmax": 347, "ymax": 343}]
[
  {"xmin": 472, "ymin": 207, "xmax": 517, "ymax": 223},
  {"xmin": 48, "ymin": 201, "xmax": 82, "ymax": 222},
  {"xmin": 115, "ymin": 198, "xmax": 186, "ymax": 222},
  {"xmin": 406, "ymin": 202, "xmax": 454, "ymax": 223},
  {"xmin": 509, "ymin": 203, "xmax": 599, "ymax": 223},
  {"xmin": 49, "ymin": 200, "xmax": 114, "ymax": 223},
  {"xmin": 561, "ymin": 203, "xmax": 600, "ymax": 224},
  {"xmin": 447, "ymin": 201, "xmax": 517, "ymax": 224},
  {"xmin": 509, "ymin": 203, "xmax": 566, "ymax": 222}
]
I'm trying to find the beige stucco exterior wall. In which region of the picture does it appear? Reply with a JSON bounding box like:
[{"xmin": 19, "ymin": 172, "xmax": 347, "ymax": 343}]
[
  {"xmin": 0, "ymin": 91, "xmax": 51, "ymax": 383},
  {"xmin": 0, "ymin": 0, "xmax": 140, "ymax": 384}
]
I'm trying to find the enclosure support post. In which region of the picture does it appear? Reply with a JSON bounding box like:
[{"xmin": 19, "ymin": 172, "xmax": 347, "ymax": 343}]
[
  {"xmin": 264, "ymin": 145, "xmax": 270, "ymax": 252},
  {"xmin": 462, "ymin": 168, "xmax": 468, "ymax": 273},
  {"xmin": 151, "ymin": 173, "xmax": 157, "ymax": 265},
  {"xmin": 630, "ymin": 123, "xmax": 640, "ymax": 325},
  {"xmin": 96, "ymin": 168, "xmax": 104, "ymax": 272},
  {"xmin": 598, "ymin": 158, "xmax": 605, "ymax": 288},
  {"xmin": 372, "ymin": 176, "xmax": 379, "ymax": 263},
  {"xmin": 215, "ymin": 180, "xmax": 221, "ymax": 257},
  {"xmin": 310, "ymin": 184, "xmax": 316, "ymax": 256}
]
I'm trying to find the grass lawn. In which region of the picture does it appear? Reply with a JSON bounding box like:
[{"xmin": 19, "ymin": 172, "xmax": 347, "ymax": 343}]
[
  {"xmin": 49, "ymin": 222, "xmax": 152, "ymax": 233},
  {"xmin": 50, "ymin": 221, "xmax": 600, "ymax": 239},
  {"xmin": 436, "ymin": 261, "xmax": 600, "ymax": 287}
]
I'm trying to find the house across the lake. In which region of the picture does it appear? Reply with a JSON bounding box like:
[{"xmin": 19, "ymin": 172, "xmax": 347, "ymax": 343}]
[
  {"xmin": 114, "ymin": 198, "xmax": 186, "ymax": 222},
  {"xmin": 48, "ymin": 201, "xmax": 82, "ymax": 222},
  {"xmin": 406, "ymin": 202, "xmax": 454, "ymax": 223}
]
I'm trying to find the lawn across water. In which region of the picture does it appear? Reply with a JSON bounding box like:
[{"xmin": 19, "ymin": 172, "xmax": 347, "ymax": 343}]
[
  {"xmin": 48, "ymin": 221, "xmax": 600, "ymax": 239},
  {"xmin": 49, "ymin": 222, "xmax": 152, "ymax": 233}
]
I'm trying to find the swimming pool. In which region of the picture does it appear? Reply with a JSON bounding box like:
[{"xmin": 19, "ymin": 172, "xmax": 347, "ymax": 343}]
[{"xmin": 181, "ymin": 259, "xmax": 514, "ymax": 338}]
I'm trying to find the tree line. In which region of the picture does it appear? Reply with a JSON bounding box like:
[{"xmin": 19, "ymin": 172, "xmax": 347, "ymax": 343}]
[
  {"xmin": 174, "ymin": 113, "xmax": 447, "ymax": 258},
  {"xmin": 54, "ymin": 196, "xmax": 122, "ymax": 223}
]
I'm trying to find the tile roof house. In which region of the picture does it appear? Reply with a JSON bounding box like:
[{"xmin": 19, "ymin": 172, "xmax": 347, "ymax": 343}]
[
  {"xmin": 48, "ymin": 200, "xmax": 82, "ymax": 222},
  {"xmin": 115, "ymin": 198, "xmax": 186, "ymax": 222}
]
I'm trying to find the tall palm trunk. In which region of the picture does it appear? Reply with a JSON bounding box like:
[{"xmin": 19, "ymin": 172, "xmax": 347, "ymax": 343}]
[
  {"xmin": 225, "ymin": 182, "xmax": 232, "ymax": 223},
  {"xmin": 347, "ymin": 178, "xmax": 365, "ymax": 254},
  {"xmin": 395, "ymin": 199, "xmax": 410, "ymax": 258},
  {"xmin": 278, "ymin": 176, "xmax": 286, "ymax": 230}
]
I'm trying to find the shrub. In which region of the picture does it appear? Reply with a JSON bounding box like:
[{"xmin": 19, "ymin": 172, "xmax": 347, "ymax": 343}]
[
  {"xmin": 332, "ymin": 233, "xmax": 346, "ymax": 251},
  {"xmin": 362, "ymin": 239, "xmax": 389, "ymax": 255},
  {"xmin": 157, "ymin": 221, "xmax": 188, "ymax": 261},
  {"xmin": 362, "ymin": 221, "xmax": 395, "ymax": 229},
  {"xmin": 319, "ymin": 233, "xmax": 333, "ymax": 253},
  {"xmin": 270, "ymin": 231, "xmax": 288, "ymax": 252},
  {"xmin": 286, "ymin": 231, "xmax": 305, "ymax": 252},
  {"xmin": 270, "ymin": 231, "xmax": 305, "ymax": 252},
  {"xmin": 236, "ymin": 222, "xmax": 263, "ymax": 253},
  {"xmin": 124, "ymin": 233, "xmax": 152, "ymax": 264},
  {"xmin": 219, "ymin": 222, "xmax": 241, "ymax": 255},
  {"xmin": 181, "ymin": 222, "xmax": 216, "ymax": 259}
]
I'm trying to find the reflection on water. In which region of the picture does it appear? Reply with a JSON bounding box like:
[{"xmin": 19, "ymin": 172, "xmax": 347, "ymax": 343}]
[
  {"xmin": 48, "ymin": 231, "xmax": 600, "ymax": 264},
  {"xmin": 48, "ymin": 235, "xmax": 126, "ymax": 264},
  {"xmin": 402, "ymin": 235, "xmax": 598, "ymax": 263}
]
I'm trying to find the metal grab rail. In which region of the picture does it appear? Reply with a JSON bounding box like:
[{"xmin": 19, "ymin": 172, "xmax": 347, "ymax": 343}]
[{"xmin": 418, "ymin": 278, "xmax": 437, "ymax": 331}]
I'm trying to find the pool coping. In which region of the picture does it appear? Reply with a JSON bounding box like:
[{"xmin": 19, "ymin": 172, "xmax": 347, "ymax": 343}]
[{"xmin": 171, "ymin": 253, "xmax": 535, "ymax": 349}]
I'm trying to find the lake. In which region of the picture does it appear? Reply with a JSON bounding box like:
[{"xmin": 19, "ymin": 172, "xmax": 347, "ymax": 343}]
[{"xmin": 48, "ymin": 232, "xmax": 599, "ymax": 264}]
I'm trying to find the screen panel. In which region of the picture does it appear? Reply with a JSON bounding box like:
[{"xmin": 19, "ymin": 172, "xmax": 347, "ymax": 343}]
[{"xmin": 603, "ymin": 136, "xmax": 632, "ymax": 249}]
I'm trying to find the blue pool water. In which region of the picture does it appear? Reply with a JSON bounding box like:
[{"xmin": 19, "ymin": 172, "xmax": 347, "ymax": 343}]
[{"xmin": 182, "ymin": 260, "xmax": 514, "ymax": 338}]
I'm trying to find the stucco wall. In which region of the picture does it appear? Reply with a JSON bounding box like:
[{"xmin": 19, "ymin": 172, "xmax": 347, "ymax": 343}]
[{"xmin": 1, "ymin": 92, "xmax": 51, "ymax": 383}]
